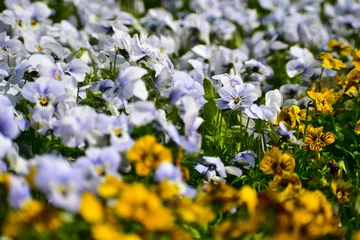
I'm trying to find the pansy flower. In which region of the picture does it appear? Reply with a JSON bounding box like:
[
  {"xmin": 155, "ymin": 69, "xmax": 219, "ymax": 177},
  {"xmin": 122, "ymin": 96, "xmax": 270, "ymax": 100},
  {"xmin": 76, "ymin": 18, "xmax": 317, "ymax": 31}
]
[
  {"xmin": 305, "ymin": 125, "xmax": 335, "ymax": 151},
  {"xmin": 0, "ymin": 32, "xmax": 22, "ymax": 62},
  {"xmin": 34, "ymin": 155, "xmax": 84, "ymax": 212},
  {"xmin": 96, "ymin": 113, "xmax": 134, "ymax": 152},
  {"xmin": 195, "ymin": 156, "xmax": 243, "ymax": 182},
  {"xmin": 260, "ymin": 147, "xmax": 295, "ymax": 177},
  {"xmin": 104, "ymin": 66, "xmax": 148, "ymax": 102},
  {"xmin": 307, "ymin": 89, "xmax": 340, "ymax": 115},
  {"xmin": 8, "ymin": 175, "xmax": 31, "ymax": 209},
  {"xmin": 126, "ymin": 135, "xmax": 172, "ymax": 177},
  {"xmin": 327, "ymin": 39, "xmax": 351, "ymax": 56},
  {"xmin": 216, "ymin": 84, "xmax": 259, "ymax": 110},
  {"xmin": 75, "ymin": 147, "xmax": 121, "ymax": 191},
  {"xmin": 21, "ymin": 77, "xmax": 65, "ymax": 122},
  {"xmin": 318, "ymin": 52, "xmax": 346, "ymax": 70}
]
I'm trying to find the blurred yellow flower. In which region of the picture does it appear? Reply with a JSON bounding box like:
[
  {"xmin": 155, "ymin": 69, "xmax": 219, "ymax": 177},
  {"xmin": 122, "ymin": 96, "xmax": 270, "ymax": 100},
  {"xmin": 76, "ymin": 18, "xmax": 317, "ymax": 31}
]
[
  {"xmin": 269, "ymin": 173, "xmax": 302, "ymax": 202},
  {"xmin": 126, "ymin": 135, "xmax": 172, "ymax": 176},
  {"xmin": 91, "ymin": 223, "xmax": 140, "ymax": 240},
  {"xmin": 238, "ymin": 185, "xmax": 258, "ymax": 215},
  {"xmin": 114, "ymin": 183, "xmax": 174, "ymax": 231},
  {"xmin": 80, "ymin": 192, "xmax": 104, "ymax": 223},
  {"xmin": 97, "ymin": 176, "xmax": 124, "ymax": 199},
  {"xmin": 327, "ymin": 39, "xmax": 352, "ymax": 56},
  {"xmin": 176, "ymin": 197, "xmax": 215, "ymax": 226}
]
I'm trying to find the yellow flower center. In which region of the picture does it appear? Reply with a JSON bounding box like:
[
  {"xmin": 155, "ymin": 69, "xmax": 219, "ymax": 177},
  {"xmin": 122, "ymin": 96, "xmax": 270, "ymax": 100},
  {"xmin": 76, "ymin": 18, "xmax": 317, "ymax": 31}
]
[
  {"xmin": 58, "ymin": 185, "xmax": 68, "ymax": 196},
  {"xmin": 97, "ymin": 167, "xmax": 105, "ymax": 176},
  {"xmin": 36, "ymin": 45, "xmax": 42, "ymax": 51},
  {"xmin": 40, "ymin": 97, "xmax": 48, "ymax": 106},
  {"xmin": 31, "ymin": 19, "xmax": 37, "ymax": 26},
  {"xmin": 234, "ymin": 97, "xmax": 241, "ymax": 104},
  {"xmin": 55, "ymin": 73, "xmax": 60, "ymax": 80},
  {"xmin": 114, "ymin": 129, "xmax": 122, "ymax": 137}
]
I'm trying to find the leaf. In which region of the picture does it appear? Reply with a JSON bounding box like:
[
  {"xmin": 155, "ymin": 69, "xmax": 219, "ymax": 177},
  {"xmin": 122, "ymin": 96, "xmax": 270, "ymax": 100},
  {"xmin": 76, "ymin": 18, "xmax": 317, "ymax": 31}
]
[{"xmin": 203, "ymin": 78, "xmax": 215, "ymax": 100}]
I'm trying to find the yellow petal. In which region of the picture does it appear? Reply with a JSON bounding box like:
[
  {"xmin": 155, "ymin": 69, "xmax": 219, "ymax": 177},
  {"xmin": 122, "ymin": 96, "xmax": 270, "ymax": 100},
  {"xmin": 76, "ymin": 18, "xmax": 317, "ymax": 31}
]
[{"xmin": 80, "ymin": 192, "xmax": 104, "ymax": 223}]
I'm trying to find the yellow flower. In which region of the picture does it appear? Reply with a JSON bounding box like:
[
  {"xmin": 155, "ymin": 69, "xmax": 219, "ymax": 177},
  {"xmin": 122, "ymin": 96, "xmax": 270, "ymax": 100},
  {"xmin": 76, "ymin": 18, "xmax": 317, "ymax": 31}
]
[
  {"xmin": 336, "ymin": 73, "xmax": 358, "ymax": 96},
  {"xmin": 213, "ymin": 219, "xmax": 258, "ymax": 240},
  {"xmin": 318, "ymin": 52, "xmax": 347, "ymax": 70},
  {"xmin": 238, "ymin": 185, "xmax": 258, "ymax": 215},
  {"xmin": 355, "ymin": 120, "xmax": 360, "ymax": 134},
  {"xmin": 269, "ymin": 173, "xmax": 302, "ymax": 202},
  {"xmin": 327, "ymin": 39, "xmax": 352, "ymax": 56},
  {"xmin": 170, "ymin": 227, "xmax": 193, "ymax": 240},
  {"xmin": 91, "ymin": 223, "xmax": 140, "ymax": 240},
  {"xmin": 305, "ymin": 125, "xmax": 335, "ymax": 151},
  {"xmin": 201, "ymin": 181, "xmax": 241, "ymax": 212},
  {"xmin": 126, "ymin": 135, "xmax": 172, "ymax": 176},
  {"xmin": 260, "ymin": 147, "xmax": 295, "ymax": 177},
  {"xmin": 114, "ymin": 183, "xmax": 174, "ymax": 231},
  {"xmin": 151, "ymin": 180, "xmax": 179, "ymax": 200},
  {"xmin": 276, "ymin": 105, "xmax": 307, "ymax": 129},
  {"xmin": 97, "ymin": 176, "xmax": 124, "ymax": 199},
  {"xmin": 307, "ymin": 89, "xmax": 340, "ymax": 115},
  {"xmin": 331, "ymin": 180, "xmax": 352, "ymax": 203},
  {"xmin": 80, "ymin": 192, "xmax": 104, "ymax": 223},
  {"xmin": 353, "ymin": 48, "xmax": 360, "ymax": 69},
  {"xmin": 176, "ymin": 197, "xmax": 215, "ymax": 226}
]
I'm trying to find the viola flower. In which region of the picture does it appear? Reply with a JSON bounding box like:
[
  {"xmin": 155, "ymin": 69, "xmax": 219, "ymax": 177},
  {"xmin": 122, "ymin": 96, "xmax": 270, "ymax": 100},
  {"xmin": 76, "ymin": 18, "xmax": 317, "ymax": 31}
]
[
  {"xmin": 305, "ymin": 125, "xmax": 335, "ymax": 151},
  {"xmin": 0, "ymin": 95, "xmax": 28, "ymax": 132},
  {"xmin": 327, "ymin": 39, "xmax": 351, "ymax": 56},
  {"xmin": 276, "ymin": 122, "xmax": 305, "ymax": 146},
  {"xmin": 104, "ymin": 66, "xmax": 148, "ymax": 101},
  {"xmin": 352, "ymin": 48, "xmax": 360, "ymax": 70},
  {"xmin": 276, "ymin": 105, "xmax": 306, "ymax": 129},
  {"xmin": 126, "ymin": 135, "xmax": 172, "ymax": 177},
  {"xmin": 231, "ymin": 150, "xmax": 257, "ymax": 169},
  {"xmin": 114, "ymin": 182, "xmax": 174, "ymax": 231},
  {"xmin": 260, "ymin": 147, "xmax": 295, "ymax": 177},
  {"xmin": 74, "ymin": 147, "xmax": 121, "ymax": 191},
  {"xmin": 195, "ymin": 156, "xmax": 243, "ymax": 182},
  {"xmin": 269, "ymin": 173, "xmax": 302, "ymax": 201},
  {"xmin": 53, "ymin": 106, "xmax": 100, "ymax": 147},
  {"xmin": 355, "ymin": 120, "xmax": 360, "ymax": 134},
  {"xmin": 8, "ymin": 175, "xmax": 31, "ymax": 209},
  {"xmin": 216, "ymin": 84, "xmax": 259, "ymax": 110},
  {"xmin": 212, "ymin": 68, "xmax": 243, "ymax": 88},
  {"xmin": 162, "ymin": 71, "xmax": 207, "ymax": 106},
  {"xmin": 79, "ymin": 192, "xmax": 104, "ymax": 224},
  {"xmin": 128, "ymin": 100, "xmax": 158, "ymax": 126},
  {"xmin": 34, "ymin": 155, "xmax": 84, "ymax": 212},
  {"xmin": 307, "ymin": 89, "xmax": 340, "ymax": 115},
  {"xmin": 318, "ymin": 52, "xmax": 346, "ymax": 70},
  {"xmin": 154, "ymin": 162, "xmax": 197, "ymax": 198},
  {"xmin": 0, "ymin": 31, "xmax": 22, "ymax": 61},
  {"xmin": 285, "ymin": 58, "xmax": 315, "ymax": 80},
  {"xmin": 331, "ymin": 180, "xmax": 352, "ymax": 203},
  {"xmin": 21, "ymin": 77, "xmax": 65, "ymax": 122},
  {"xmin": 0, "ymin": 106, "xmax": 20, "ymax": 139},
  {"xmin": 96, "ymin": 113, "xmax": 134, "ymax": 152}
]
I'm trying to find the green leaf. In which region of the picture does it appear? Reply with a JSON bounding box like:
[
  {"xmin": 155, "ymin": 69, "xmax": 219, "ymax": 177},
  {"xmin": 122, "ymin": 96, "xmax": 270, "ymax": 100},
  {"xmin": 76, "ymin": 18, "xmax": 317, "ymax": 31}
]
[{"xmin": 203, "ymin": 78, "xmax": 215, "ymax": 100}]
